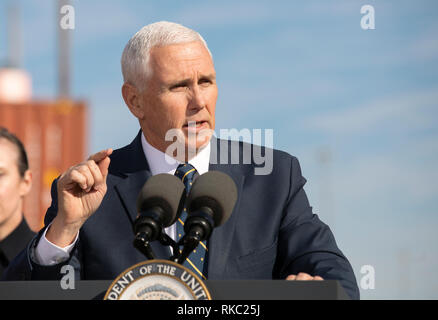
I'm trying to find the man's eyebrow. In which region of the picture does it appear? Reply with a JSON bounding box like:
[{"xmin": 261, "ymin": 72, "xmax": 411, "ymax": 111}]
[
  {"xmin": 199, "ymin": 73, "xmax": 216, "ymax": 81},
  {"xmin": 167, "ymin": 74, "xmax": 216, "ymax": 87},
  {"xmin": 168, "ymin": 79, "xmax": 191, "ymax": 88}
]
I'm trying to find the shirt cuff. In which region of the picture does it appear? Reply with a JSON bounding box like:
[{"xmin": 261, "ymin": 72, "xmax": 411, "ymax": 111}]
[{"xmin": 33, "ymin": 223, "xmax": 79, "ymax": 266}]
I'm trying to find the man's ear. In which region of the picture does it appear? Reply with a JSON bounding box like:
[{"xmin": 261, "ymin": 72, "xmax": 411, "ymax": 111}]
[
  {"xmin": 19, "ymin": 169, "xmax": 32, "ymax": 197},
  {"xmin": 122, "ymin": 83, "xmax": 145, "ymax": 119}
]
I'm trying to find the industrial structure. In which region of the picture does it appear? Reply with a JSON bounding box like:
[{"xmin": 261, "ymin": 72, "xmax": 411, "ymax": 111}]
[{"xmin": 0, "ymin": 1, "xmax": 87, "ymax": 230}]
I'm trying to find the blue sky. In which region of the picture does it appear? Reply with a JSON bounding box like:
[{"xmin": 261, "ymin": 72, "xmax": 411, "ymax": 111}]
[{"xmin": 1, "ymin": 0, "xmax": 437, "ymax": 299}]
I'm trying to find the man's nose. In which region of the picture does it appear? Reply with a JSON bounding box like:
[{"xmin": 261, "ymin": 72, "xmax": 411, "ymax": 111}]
[{"xmin": 188, "ymin": 85, "xmax": 206, "ymax": 111}]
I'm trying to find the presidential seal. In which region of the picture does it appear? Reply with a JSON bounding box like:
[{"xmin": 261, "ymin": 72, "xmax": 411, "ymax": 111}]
[{"xmin": 104, "ymin": 260, "xmax": 211, "ymax": 300}]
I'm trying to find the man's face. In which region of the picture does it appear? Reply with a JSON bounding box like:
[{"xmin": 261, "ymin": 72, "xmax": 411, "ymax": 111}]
[
  {"xmin": 0, "ymin": 139, "xmax": 28, "ymax": 226},
  {"xmin": 136, "ymin": 41, "xmax": 218, "ymax": 157}
]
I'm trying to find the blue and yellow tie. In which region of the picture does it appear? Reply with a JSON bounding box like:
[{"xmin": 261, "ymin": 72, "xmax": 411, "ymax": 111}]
[{"xmin": 174, "ymin": 163, "xmax": 208, "ymax": 280}]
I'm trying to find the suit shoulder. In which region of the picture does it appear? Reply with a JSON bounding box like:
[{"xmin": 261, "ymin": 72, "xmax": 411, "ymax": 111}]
[
  {"xmin": 108, "ymin": 132, "xmax": 148, "ymax": 174},
  {"xmin": 109, "ymin": 143, "xmax": 132, "ymax": 167},
  {"xmin": 232, "ymin": 139, "xmax": 299, "ymax": 165},
  {"xmin": 213, "ymin": 138, "xmax": 300, "ymax": 176}
]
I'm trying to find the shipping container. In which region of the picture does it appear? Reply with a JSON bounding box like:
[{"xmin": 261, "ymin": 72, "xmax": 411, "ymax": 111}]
[{"xmin": 0, "ymin": 100, "xmax": 88, "ymax": 231}]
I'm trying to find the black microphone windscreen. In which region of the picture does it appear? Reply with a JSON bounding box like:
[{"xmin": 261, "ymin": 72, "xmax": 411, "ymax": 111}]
[
  {"xmin": 187, "ymin": 171, "xmax": 238, "ymax": 227},
  {"xmin": 136, "ymin": 174, "xmax": 186, "ymax": 227}
]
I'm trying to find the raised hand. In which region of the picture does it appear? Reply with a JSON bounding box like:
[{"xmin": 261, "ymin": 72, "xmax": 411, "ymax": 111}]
[{"xmin": 46, "ymin": 149, "xmax": 113, "ymax": 247}]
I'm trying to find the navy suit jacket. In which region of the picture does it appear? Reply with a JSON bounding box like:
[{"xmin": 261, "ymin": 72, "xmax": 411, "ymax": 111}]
[{"xmin": 2, "ymin": 131, "xmax": 359, "ymax": 299}]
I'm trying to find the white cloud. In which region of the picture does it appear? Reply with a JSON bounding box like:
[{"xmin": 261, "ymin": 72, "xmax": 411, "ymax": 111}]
[
  {"xmin": 303, "ymin": 89, "xmax": 438, "ymax": 134},
  {"xmin": 409, "ymin": 25, "xmax": 438, "ymax": 61},
  {"xmin": 334, "ymin": 148, "xmax": 438, "ymax": 209},
  {"xmin": 297, "ymin": 136, "xmax": 438, "ymax": 299}
]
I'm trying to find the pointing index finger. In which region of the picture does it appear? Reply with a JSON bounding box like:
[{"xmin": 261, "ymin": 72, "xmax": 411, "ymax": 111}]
[{"xmin": 88, "ymin": 148, "xmax": 113, "ymax": 163}]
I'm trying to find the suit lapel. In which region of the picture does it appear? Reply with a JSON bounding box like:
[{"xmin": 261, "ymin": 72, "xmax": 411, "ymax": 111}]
[
  {"xmin": 110, "ymin": 133, "xmax": 248, "ymax": 267},
  {"xmin": 114, "ymin": 171, "xmax": 172, "ymax": 259},
  {"xmin": 114, "ymin": 170, "xmax": 150, "ymax": 225},
  {"xmin": 111, "ymin": 130, "xmax": 171, "ymax": 260},
  {"xmin": 207, "ymin": 138, "xmax": 247, "ymax": 278}
]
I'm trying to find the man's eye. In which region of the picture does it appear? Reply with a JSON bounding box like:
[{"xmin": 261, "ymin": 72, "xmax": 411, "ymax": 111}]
[
  {"xmin": 199, "ymin": 79, "xmax": 211, "ymax": 86},
  {"xmin": 170, "ymin": 84, "xmax": 186, "ymax": 90}
]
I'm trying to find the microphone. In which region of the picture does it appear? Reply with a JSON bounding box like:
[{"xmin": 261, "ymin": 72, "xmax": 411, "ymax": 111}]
[
  {"xmin": 133, "ymin": 174, "xmax": 186, "ymax": 259},
  {"xmin": 176, "ymin": 171, "xmax": 238, "ymax": 264}
]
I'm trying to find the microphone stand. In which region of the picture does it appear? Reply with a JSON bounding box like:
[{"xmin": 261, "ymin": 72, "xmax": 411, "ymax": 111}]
[
  {"xmin": 158, "ymin": 226, "xmax": 205, "ymax": 264},
  {"xmin": 174, "ymin": 214, "xmax": 213, "ymax": 264},
  {"xmin": 175, "ymin": 225, "xmax": 204, "ymax": 264},
  {"xmin": 158, "ymin": 233, "xmax": 181, "ymax": 261},
  {"xmin": 133, "ymin": 231, "xmax": 156, "ymax": 260},
  {"xmin": 135, "ymin": 213, "xmax": 213, "ymax": 264}
]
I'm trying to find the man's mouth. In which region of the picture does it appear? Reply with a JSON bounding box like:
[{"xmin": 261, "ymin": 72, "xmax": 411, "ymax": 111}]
[{"xmin": 182, "ymin": 121, "xmax": 209, "ymax": 132}]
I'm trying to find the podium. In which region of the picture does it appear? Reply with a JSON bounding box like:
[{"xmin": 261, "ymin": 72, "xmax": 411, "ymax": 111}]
[{"xmin": 0, "ymin": 280, "xmax": 349, "ymax": 300}]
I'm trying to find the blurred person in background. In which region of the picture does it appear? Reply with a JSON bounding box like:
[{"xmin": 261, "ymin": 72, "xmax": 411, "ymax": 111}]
[{"xmin": 0, "ymin": 127, "xmax": 34, "ymax": 277}]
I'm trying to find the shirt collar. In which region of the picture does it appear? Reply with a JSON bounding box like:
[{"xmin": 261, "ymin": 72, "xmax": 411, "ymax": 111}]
[
  {"xmin": 0, "ymin": 218, "xmax": 35, "ymax": 261},
  {"xmin": 141, "ymin": 132, "xmax": 210, "ymax": 176}
]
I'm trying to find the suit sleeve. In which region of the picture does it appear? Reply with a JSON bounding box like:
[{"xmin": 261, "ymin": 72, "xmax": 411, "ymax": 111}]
[
  {"xmin": 273, "ymin": 156, "xmax": 360, "ymax": 300},
  {"xmin": 1, "ymin": 179, "xmax": 82, "ymax": 281}
]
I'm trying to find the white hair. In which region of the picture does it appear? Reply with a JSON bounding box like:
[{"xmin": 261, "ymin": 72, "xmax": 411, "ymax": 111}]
[{"xmin": 121, "ymin": 21, "xmax": 212, "ymax": 90}]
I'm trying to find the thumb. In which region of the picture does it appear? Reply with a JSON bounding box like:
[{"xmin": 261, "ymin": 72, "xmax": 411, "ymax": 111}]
[{"xmin": 96, "ymin": 148, "xmax": 113, "ymax": 180}]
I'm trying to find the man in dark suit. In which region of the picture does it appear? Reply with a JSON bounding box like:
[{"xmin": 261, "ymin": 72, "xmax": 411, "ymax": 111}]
[{"xmin": 2, "ymin": 21, "xmax": 359, "ymax": 299}]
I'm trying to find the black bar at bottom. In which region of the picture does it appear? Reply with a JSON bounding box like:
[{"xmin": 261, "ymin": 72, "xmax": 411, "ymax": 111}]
[{"xmin": 0, "ymin": 280, "xmax": 349, "ymax": 300}]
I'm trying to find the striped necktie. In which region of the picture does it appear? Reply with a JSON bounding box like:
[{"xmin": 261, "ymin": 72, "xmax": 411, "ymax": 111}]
[{"xmin": 174, "ymin": 163, "xmax": 208, "ymax": 280}]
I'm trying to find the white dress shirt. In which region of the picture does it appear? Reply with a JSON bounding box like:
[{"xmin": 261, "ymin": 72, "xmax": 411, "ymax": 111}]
[{"xmin": 34, "ymin": 133, "xmax": 211, "ymax": 266}]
